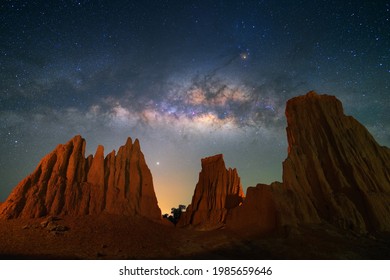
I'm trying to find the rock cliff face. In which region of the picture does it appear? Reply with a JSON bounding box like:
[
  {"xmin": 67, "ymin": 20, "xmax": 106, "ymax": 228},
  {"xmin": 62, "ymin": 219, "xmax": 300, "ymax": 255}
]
[
  {"xmin": 227, "ymin": 91, "xmax": 390, "ymax": 233},
  {"xmin": 178, "ymin": 154, "xmax": 244, "ymax": 229},
  {"xmin": 0, "ymin": 136, "xmax": 161, "ymax": 220}
]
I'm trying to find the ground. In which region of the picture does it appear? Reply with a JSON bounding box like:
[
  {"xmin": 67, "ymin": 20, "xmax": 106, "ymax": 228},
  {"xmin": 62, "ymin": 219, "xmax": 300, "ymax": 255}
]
[{"xmin": 0, "ymin": 214, "xmax": 389, "ymax": 260}]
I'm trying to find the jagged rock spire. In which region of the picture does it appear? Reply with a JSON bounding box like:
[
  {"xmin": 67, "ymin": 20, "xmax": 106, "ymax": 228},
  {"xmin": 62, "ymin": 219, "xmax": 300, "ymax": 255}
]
[
  {"xmin": 0, "ymin": 136, "xmax": 161, "ymax": 220},
  {"xmin": 178, "ymin": 154, "xmax": 244, "ymax": 229}
]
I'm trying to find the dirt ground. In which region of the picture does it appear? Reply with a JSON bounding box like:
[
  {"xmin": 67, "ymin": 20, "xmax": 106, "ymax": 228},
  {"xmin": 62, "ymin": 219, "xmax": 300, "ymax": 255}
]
[{"xmin": 0, "ymin": 214, "xmax": 389, "ymax": 260}]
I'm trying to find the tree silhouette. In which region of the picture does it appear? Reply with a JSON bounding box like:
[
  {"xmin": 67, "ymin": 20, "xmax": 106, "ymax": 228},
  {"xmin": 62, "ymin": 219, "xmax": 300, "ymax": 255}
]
[{"xmin": 163, "ymin": 204, "xmax": 186, "ymax": 225}]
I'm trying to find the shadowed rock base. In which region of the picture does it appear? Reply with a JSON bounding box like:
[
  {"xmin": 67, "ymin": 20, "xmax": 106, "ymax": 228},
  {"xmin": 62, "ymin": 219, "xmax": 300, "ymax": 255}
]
[{"xmin": 0, "ymin": 215, "xmax": 390, "ymax": 259}]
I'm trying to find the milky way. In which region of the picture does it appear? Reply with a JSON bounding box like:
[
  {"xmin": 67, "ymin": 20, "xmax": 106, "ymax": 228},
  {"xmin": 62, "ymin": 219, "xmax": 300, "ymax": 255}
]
[{"xmin": 1, "ymin": 1, "xmax": 389, "ymax": 213}]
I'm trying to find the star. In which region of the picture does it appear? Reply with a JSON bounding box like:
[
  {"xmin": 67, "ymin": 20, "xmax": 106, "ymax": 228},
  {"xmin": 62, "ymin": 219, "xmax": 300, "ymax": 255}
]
[{"xmin": 240, "ymin": 52, "xmax": 248, "ymax": 60}]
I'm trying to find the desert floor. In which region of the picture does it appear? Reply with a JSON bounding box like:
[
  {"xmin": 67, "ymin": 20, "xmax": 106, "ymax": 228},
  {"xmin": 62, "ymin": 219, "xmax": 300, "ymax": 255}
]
[{"xmin": 0, "ymin": 214, "xmax": 389, "ymax": 260}]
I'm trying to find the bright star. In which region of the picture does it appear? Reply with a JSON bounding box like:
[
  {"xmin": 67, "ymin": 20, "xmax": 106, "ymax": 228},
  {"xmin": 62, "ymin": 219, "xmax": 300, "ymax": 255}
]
[{"xmin": 240, "ymin": 52, "xmax": 248, "ymax": 60}]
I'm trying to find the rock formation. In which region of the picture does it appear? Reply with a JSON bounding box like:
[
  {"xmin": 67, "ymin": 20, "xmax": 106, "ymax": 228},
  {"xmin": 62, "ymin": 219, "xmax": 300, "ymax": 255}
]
[
  {"xmin": 0, "ymin": 136, "xmax": 161, "ymax": 220},
  {"xmin": 227, "ymin": 91, "xmax": 390, "ymax": 234},
  {"xmin": 178, "ymin": 154, "xmax": 244, "ymax": 229}
]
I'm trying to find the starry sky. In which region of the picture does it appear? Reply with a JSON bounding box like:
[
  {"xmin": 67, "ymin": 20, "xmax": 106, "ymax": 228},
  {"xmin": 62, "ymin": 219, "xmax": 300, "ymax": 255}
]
[{"xmin": 1, "ymin": 0, "xmax": 389, "ymax": 214}]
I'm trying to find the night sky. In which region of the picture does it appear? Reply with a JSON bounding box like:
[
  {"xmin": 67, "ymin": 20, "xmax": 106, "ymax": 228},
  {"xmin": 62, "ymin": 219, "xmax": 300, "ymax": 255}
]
[{"xmin": 1, "ymin": 0, "xmax": 389, "ymax": 214}]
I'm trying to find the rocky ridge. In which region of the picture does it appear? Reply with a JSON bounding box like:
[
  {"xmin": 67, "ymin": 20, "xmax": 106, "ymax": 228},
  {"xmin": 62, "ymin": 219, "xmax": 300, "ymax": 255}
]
[{"xmin": 0, "ymin": 136, "xmax": 161, "ymax": 220}]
